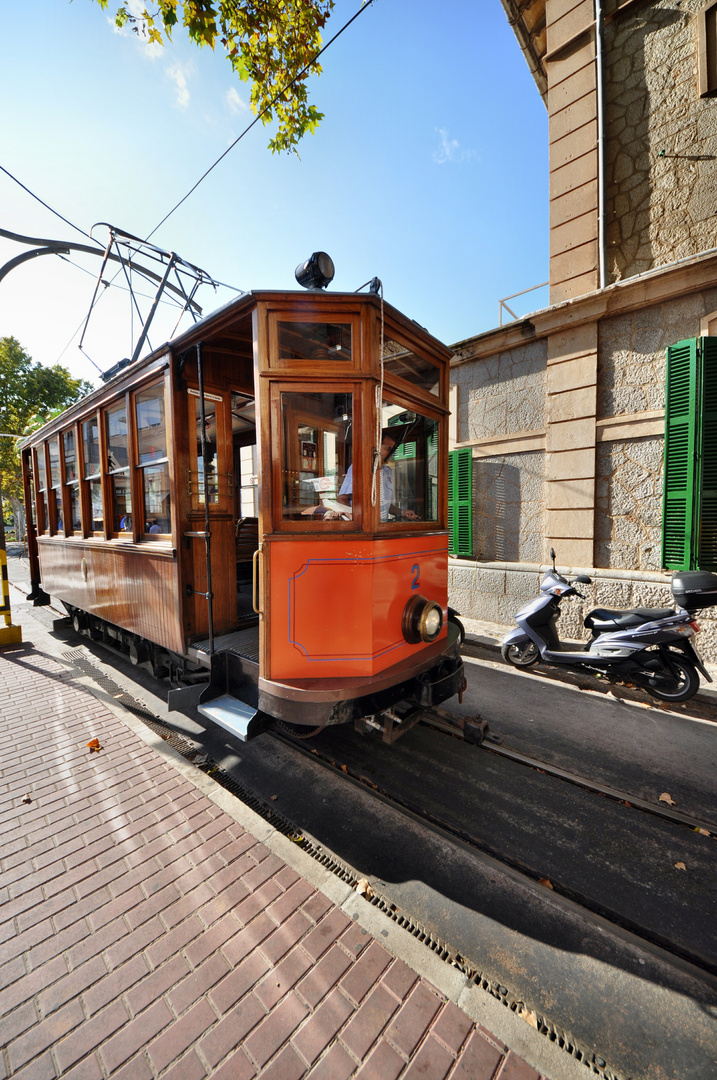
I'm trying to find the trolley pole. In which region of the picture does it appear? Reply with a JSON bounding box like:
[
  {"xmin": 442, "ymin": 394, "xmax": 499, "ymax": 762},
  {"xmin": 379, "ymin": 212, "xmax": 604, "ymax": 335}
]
[{"xmin": 0, "ymin": 482, "xmax": 22, "ymax": 645}]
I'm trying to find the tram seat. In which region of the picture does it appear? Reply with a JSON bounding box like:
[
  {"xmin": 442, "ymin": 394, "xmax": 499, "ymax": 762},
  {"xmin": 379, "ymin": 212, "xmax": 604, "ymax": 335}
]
[{"xmin": 236, "ymin": 517, "xmax": 259, "ymax": 584}]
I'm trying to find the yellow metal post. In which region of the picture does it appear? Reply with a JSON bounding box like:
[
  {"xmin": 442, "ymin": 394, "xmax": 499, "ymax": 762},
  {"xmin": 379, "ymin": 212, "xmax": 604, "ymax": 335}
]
[{"xmin": 0, "ymin": 548, "xmax": 22, "ymax": 645}]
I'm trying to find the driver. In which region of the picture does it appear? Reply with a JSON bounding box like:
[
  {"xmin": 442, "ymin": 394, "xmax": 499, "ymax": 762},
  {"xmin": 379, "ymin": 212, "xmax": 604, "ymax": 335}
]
[{"xmin": 335, "ymin": 429, "xmax": 418, "ymax": 522}]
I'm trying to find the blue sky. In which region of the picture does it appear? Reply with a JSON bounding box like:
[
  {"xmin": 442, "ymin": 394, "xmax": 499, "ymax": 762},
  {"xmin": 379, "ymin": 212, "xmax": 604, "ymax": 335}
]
[{"xmin": 0, "ymin": 0, "xmax": 548, "ymax": 385}]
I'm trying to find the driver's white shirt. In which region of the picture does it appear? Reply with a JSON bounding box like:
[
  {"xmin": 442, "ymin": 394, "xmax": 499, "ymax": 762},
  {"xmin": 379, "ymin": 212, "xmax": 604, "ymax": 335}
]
[{"xmin": 338, "ymin": 464, "xmax": 394, "ymax": 522}]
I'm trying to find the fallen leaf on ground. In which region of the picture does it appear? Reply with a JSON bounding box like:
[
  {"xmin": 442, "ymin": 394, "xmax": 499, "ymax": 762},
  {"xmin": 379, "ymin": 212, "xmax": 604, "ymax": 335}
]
[
  {"xmin": 696, "ymin": 828, "xmax": 711, "ymax": 836},
  {"xmin": 270, "ymin": 795, "xmax": 278, "ymax": 801},
  {"xmin": 674, "ymin": 862, "xmax": 686, "ymax": 871},
  {"xmin": 355, "ymin": 878, "xmax": 374, "ymax": 899},
  {"xmin": 659, "ymin": 792, "xmax": 676, "ymax": 806},
  {"xmin": 86, "ymin": 738, "xmax": 102, "ymax": 752},
  {"xmin": 518, "ymin": 1006, "xmax": 539, "ymax": 1029},
  {"xmin": 538, "ymin": 878, "xmax": 553, "ymax": 889}
]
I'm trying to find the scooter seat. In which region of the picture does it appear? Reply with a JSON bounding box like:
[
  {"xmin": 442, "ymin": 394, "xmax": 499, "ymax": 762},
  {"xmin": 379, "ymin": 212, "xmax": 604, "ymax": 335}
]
[{"xmin": 584, "ymin": 606, "xmax": 676, "ymax": 631}]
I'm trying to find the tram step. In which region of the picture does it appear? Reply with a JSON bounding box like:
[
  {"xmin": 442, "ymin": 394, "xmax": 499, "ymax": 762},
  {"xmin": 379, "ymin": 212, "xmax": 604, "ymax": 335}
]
[{"xmin": 198, "ymin": 694, "xmax": 259, "ymax": 742}]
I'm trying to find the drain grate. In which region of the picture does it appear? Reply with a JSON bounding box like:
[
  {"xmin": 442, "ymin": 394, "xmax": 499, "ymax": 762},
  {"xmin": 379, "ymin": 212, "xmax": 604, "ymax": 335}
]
[{"xmin": 64, "ymin": 645, "xmax": 624, "ymax": 1080}]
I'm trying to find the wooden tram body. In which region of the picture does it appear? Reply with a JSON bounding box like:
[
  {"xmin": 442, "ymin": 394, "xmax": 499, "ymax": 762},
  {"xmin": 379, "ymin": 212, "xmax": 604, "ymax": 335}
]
[{"xmin": 20, "ymin": 289, "xmax": 464, "ymax": 741}]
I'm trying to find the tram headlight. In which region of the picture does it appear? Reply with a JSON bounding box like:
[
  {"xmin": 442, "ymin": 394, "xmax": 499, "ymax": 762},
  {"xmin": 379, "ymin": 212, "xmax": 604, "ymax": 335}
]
[
  {"xmin": 295, "ymin": 251, "xmax": 335, "ymax": 290},
  {"xmin": 402, "ymin": 595, "xmax": 443, "ymax": 644}
]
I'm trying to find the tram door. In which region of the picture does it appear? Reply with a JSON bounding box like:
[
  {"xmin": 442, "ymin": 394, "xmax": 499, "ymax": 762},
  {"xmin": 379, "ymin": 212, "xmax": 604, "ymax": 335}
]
[
  {"xmin": 231, "ymin": 391, "xmax": 259, "ymax": 618},
  {"xmin": 186, "ymin": 388, "xmax": 237, "ymax": 637}
]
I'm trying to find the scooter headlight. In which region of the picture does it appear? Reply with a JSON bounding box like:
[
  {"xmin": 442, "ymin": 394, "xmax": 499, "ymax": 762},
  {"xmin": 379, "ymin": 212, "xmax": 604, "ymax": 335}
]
[{"xmin": 402, "ymin": 595, "xmax": 443, "ymax": 644}]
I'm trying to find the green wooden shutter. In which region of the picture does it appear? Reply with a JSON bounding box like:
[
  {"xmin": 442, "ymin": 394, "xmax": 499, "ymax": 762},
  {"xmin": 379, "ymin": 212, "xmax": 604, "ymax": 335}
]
[
  {"xmin": 448, "ymin": 448, "xmax": 472, "ymax": 556},
  {"xmin": 698, "ymin": 337, "xmax": 717, "ymax": 570},
  {"xmin": 662, "ymin": 339, "xmax": 698, "ymax": 570}
]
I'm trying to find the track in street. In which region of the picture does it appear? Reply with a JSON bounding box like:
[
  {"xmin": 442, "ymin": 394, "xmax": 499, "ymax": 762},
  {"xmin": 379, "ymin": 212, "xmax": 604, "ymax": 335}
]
[{"xmin": 271, "ymin": 715, "xmax": 717, "ymax": 977}]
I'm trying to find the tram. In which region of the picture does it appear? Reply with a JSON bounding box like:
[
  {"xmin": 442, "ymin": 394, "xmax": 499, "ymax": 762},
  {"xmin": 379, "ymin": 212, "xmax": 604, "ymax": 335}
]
[{"xmin": 20, "ymin": 261, "xmax": 464, "ymax": 742}]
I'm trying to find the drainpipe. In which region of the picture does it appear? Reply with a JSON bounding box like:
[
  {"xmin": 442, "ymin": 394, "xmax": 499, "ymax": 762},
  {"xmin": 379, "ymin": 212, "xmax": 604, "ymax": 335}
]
[{"xmin": 595, "ymin": 0, "xmax": 607, "ymax": 289}]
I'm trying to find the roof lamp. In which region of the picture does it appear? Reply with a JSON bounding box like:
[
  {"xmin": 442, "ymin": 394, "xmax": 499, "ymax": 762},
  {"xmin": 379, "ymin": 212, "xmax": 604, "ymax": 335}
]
[{"xmin": 295, "ymin": 251, "xmax": 335, "ymax": 290}]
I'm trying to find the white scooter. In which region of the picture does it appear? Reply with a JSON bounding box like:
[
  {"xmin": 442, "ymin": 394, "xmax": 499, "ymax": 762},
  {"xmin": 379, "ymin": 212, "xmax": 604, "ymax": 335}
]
[{"xmin": 501, "ymin": 550, "xmax": 717, "ymax": 703}]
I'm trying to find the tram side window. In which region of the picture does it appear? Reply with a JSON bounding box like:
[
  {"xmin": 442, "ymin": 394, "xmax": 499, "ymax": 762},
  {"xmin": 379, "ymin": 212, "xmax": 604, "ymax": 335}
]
[
  {"xmin": 48, "ymin": 438, "xmax": 62, "ymax": 534},
  {"xmin": 280, "ymin": 392, "xmax": 353, "ymax": 521},
  {"xmin": 105, "ymin": 402, "xmax": 131, "ymax": 536},
  {"xmin": 63, "ymin": 428, "xmax": 81, "ymax": 535},
  {"xmin": 82, "ymin": 416, "xmax": 103, "ymax": 533},
  {"xmin": 382, "ymin": 336, "xmax": 441, "ymax": 397},
  {"xmin": 379, "ymin": 400, "xmax": 439, "ymax": 524},
  {"xmin": 192, "ymin": 392, "xmax": 220, "ymax": 506},
  {"xmin": 136, "ymin": 384, "xmax": 171, "ymax": 537},
  {"xmin": 35, "ymin": 445, "xmax": 47, "ymax": 535}
]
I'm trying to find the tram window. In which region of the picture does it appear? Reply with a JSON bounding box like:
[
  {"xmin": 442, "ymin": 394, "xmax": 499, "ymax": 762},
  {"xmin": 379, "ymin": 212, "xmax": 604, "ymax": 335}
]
[
  {"xmin": 278, "ymin": 322, "xmax": 352, "ymax": 363},
  {"xmin": 382, "ymin": 336, "xmax": 441, "ymax": 397},
  {"xmin": 48, "ymin": 438, "xmax": 62, "ymax": 533},
  {"xmin": 280, "ymin": 392, "xmax": 353, "ymax": 520},
  {"xmin": 380, "ymin": 400, "xmax": 439, "ymax": 524},
  {"xmin": 192, "ymin": 393, "xmax": 219, "ymax": 505},
  {"xmin": 238, "ymin": 444, "xmax": 258, "ymax": 517},
  {"xmin": 136, "ymin": 384, "xmax": 171, "ymax": 537},
  {"xmin": 82, "ymin": 416, "xmax": 103, "ymax": 533},
  {"xmin": 35, "ymin": 445, "xmax": 47, "ymax": 535},
  {"xmin": 63, "ymin": 429, "xmax": 81, "ymax": 534},
  {"xmin": 105, "ymin": 403, "xmax": 131, "ymax": 535}
]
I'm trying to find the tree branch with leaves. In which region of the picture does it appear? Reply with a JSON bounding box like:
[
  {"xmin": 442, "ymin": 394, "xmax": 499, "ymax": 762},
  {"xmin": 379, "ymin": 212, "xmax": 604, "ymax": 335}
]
[{"xmin": 91, "ymin": 0, "xmax": 335, "ymax": 153}]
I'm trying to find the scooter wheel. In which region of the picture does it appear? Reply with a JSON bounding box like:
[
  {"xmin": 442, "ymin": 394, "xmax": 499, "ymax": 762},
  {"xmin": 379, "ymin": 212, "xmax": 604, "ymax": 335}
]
[
  {"xmin": 644, "ymin": 655, "xmax": 699, "ymax": 703},
  {"xmin": 501, "ymin": 641, "xmax": 540, "ymax": 668}
]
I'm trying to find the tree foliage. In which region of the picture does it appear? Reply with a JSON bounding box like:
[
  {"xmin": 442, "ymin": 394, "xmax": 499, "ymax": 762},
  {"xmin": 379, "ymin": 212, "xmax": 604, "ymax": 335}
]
[
  {"xmin": 0, "ymin": 337, "xmax": 93, "ymax": 526},
  {"xmin": 91, "ymin": 0, "xmax": 335, "ymax": 153}
]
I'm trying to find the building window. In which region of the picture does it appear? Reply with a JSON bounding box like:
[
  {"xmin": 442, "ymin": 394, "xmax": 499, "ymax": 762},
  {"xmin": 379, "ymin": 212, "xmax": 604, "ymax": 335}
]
[
  {"xmin": 698, "ymin": 2, "xmax": 717, "ymax": 97},
  {"xmin": 662, "ymin": 337, "xmax": 717, "ymax": 570},
  {"xmin": 136, "ymin": 384, "xmax": 171, "ymax": 537},
  {"xmin": 448, "ymin": 448, "xmax": 473, "ymax": 556}
]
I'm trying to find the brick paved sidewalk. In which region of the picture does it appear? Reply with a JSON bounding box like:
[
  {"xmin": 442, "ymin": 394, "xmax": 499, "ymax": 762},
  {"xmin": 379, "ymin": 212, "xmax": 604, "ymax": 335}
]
[{"xmin": 0, "ymin": 640, "xmax": 548, "ymax": 1080}]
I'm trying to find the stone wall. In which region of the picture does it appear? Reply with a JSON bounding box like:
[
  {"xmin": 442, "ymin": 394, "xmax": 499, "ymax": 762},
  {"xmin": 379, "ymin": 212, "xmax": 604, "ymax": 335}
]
[
  {"xmin": 473, "ymin": 451, "xmax": 546, "ymax": 564},
  {"xmin": 598, "ymin": 286, "xmax": 717, "ymax": 417},
  {"xmin": 595, "ymin": 435, "xmax": 663, "ymax": 571},
  {"xmin": 453, "ymin": 339, "xmax": 546, "ymax": 441},
  {"xmin": 605, "ymin": 0, "xmax": 717, "ymax": 282}
]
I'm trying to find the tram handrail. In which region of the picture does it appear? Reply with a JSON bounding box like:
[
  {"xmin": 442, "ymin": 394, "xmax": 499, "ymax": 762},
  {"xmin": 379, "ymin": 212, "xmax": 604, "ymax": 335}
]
[{"xmin": 252, "ymin": 546, "xmax": 263, "ymax": 615}]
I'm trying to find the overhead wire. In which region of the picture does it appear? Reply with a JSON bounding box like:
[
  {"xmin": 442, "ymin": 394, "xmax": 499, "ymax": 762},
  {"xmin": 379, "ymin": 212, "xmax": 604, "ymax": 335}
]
[
  {"xmin": 2, "ymin": 0, "xmax": 377, "ymax": 369},
  {"xmin": 146, "ymin": 0, "xmax": 376, "ymax": 240}
]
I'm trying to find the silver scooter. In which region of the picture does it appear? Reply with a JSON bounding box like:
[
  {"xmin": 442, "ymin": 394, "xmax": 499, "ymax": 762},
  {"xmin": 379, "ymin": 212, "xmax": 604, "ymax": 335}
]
[{"xmin": 501, "ymin": 549, "xmax": 717, "ymax": 703}]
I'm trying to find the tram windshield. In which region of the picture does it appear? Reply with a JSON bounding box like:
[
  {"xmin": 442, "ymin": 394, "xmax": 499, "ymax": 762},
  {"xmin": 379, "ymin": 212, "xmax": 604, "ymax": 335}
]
[
  {"xmin": 280, "ymin": 391, "xmax": 353, "ymax": 520},
  {"xmin": 380, "ymin": 401, "xmax": 439, "ymax": 523}
]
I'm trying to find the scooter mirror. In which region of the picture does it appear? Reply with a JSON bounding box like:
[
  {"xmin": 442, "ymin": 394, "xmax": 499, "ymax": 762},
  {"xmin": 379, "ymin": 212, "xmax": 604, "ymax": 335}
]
[
  {"xmin": 550, "ymin": 547, "xmax": 556, "ymax": 567},
  {"xmin": 574, "ymin": 574, "xmax": 592, "ymax": 584}
]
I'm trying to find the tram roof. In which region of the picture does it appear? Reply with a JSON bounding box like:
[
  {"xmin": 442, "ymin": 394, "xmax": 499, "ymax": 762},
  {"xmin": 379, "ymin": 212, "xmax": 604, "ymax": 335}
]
[{"xmin": 20, "ymin": 289, "xmax": 452, "ymax": 448}]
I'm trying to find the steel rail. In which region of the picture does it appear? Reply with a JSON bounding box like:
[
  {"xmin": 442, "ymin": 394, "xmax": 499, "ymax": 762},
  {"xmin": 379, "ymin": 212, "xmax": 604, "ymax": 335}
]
[{"xmin": 269, "ymin": 725, "xmax": 717, "ymax": 977}]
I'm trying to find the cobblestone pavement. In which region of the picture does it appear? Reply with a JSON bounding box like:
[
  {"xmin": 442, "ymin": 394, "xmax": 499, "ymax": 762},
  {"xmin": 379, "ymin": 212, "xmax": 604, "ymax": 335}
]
[{"xmin": 0, "ymin": 638, "xmax": 549, "ymax": 1079}]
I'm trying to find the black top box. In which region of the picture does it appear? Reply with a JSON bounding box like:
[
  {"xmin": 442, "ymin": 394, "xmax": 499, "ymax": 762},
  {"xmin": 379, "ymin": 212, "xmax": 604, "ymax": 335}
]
[{"xmin": 671, "ymin": 571, "xmax": 717, "ymax": 611}]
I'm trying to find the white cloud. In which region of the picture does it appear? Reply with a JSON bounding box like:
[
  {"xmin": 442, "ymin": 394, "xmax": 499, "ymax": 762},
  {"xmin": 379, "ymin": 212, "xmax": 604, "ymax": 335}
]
[
  {"xmin": 226, "ymin": 87, "xmax": 249, "ymax": 114},
  {"xmin": 433, "ymin": 128, "xmax": 475, "ymax": 165},
  {"xmin": 166, "ymin": 62, "xmax": 192, "ymax": 109}
]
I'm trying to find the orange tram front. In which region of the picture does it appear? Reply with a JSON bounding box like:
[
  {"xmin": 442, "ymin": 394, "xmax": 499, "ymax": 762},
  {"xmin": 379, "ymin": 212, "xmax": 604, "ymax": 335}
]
[{"xmin": 20, "ymin": 287, "xmax": 465, "ymax": 741}]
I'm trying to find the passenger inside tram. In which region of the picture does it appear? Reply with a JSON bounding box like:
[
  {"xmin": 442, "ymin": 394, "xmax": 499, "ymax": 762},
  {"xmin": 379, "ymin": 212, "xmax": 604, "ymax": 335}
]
[{"xmin": 334, "ymin": 430, "xmax": 419, "ymax": 522}]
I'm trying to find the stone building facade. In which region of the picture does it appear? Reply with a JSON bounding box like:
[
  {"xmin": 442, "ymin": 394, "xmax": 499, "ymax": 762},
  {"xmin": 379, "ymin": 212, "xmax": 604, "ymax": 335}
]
[{"xmin": 450, "ymin": 0, "xmax": 717, "ymax": 657}]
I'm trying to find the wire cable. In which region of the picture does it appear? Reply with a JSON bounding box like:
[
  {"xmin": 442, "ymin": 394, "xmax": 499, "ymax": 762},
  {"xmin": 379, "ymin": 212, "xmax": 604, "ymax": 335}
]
[
  {"xmin": 147, "ymin": 0, "xmax": 376, "ymax": 240},
  {"xmin": 0, "ymin": 164, "xmax": 101, "ymax": 245}
]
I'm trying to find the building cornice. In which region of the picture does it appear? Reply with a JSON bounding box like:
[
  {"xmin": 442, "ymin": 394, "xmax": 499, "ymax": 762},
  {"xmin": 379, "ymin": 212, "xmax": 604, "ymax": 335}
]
[{"xmin": 452, "ymin": 247, "xmax": 717, "ymax": 364}]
